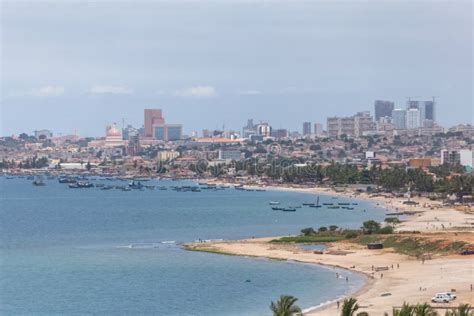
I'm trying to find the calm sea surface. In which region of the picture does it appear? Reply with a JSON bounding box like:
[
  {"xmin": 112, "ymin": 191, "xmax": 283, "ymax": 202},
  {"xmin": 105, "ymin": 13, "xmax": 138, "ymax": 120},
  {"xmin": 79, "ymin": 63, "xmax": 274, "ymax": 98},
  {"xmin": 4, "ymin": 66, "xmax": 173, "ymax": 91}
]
[{"xmin": 0, "ymin": 177, "xmax": 386, "ymax": 315}]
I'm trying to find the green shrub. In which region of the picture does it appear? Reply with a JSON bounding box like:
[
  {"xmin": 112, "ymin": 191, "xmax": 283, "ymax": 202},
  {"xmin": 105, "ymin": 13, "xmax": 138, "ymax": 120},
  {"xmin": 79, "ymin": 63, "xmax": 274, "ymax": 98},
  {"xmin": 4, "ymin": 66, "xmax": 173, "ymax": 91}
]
[
  {"xmin": 301, "ymin": 227, "xmax": 316, "ymax": 236},
  {"xmin": 345, "ymin": 231, "xmax": 359, "ymax": 239},
  {"xmin": 377, "ymin": 226, "xmax": 394, "ymax": 234}
]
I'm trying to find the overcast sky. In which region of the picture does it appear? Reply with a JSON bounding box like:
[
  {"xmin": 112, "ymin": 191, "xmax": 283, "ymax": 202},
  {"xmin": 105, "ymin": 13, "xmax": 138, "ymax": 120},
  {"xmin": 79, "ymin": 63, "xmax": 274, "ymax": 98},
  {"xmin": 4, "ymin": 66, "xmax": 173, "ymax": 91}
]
[{"xmin": 1, "ymin": 0, "xmax": 472, "ymax": 136}]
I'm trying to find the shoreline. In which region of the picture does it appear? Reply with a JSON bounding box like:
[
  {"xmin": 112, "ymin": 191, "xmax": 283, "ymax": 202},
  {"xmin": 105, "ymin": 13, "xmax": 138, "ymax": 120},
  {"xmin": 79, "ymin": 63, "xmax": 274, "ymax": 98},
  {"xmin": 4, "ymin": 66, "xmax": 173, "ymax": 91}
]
[{"xmin": 188, "ymin": 180, "xmax": 474, "ymax": 315}]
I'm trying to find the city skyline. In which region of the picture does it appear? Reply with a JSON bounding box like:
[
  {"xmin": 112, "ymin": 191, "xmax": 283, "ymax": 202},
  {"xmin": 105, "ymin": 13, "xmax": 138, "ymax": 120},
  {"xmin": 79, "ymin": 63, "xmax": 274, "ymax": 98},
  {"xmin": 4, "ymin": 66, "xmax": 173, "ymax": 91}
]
[{"xmin": 2, "ymin": 1, "xmax": 472, "ymax": 136}]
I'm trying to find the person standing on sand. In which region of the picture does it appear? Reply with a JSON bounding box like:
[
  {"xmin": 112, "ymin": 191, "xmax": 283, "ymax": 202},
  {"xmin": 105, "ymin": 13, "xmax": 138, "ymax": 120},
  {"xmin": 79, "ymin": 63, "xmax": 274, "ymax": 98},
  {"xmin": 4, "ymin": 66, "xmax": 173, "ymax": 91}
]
[{"xmin": 337, "ymin": 301, "xmax": 340, "ymax": 309}]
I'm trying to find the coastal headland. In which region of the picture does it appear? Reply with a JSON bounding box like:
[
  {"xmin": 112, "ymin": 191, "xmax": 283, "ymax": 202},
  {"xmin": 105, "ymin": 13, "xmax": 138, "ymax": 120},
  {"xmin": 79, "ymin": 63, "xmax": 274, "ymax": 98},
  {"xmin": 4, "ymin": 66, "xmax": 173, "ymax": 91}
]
[{"xmin": 186, "ymin": 183, "xmax": 474, "ymax": 315}]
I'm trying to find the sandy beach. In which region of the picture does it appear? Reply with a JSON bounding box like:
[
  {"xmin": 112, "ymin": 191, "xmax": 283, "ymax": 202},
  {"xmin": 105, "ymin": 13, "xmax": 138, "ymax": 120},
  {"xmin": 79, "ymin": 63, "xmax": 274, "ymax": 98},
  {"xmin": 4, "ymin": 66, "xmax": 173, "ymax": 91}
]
[{"xmin": 188, "ymin": 182, "xmax": 474, "ymax": 315}]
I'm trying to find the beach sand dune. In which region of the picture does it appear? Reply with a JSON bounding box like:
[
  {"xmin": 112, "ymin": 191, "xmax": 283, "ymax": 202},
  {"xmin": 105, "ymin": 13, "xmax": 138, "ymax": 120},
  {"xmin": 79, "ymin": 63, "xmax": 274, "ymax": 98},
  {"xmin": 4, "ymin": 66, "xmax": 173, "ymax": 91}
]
[{"xmin": 189, "ymin": 238, "xmax": 473, "ymax": 315}]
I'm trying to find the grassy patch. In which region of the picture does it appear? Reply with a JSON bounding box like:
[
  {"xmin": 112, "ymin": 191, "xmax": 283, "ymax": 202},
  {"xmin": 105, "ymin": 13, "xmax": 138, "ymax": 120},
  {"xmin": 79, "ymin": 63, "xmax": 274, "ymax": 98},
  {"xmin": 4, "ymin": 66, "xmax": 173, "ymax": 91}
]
[{"xmin": 381, "ymin": 236, "xmax": 467, "ymax": 257}]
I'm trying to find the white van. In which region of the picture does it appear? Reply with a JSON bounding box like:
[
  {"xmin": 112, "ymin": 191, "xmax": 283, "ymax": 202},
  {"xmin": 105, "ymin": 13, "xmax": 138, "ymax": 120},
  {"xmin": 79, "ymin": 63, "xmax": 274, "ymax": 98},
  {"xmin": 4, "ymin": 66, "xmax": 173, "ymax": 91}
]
[
  {"xmin": 436, "ymin": 292, "xmax": 457, "ymax": 300},
  {"xmin": 431, "ymin": 294, "xmax": 452, "ymax": 303}
]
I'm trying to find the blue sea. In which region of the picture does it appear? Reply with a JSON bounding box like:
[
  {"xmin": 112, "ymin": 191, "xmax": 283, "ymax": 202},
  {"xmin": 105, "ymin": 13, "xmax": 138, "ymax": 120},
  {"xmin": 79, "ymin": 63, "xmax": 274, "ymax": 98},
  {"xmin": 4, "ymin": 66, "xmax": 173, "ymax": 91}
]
[{"xmin": 0, "ymin": 177, "xmax": 385, "ymax": 315}]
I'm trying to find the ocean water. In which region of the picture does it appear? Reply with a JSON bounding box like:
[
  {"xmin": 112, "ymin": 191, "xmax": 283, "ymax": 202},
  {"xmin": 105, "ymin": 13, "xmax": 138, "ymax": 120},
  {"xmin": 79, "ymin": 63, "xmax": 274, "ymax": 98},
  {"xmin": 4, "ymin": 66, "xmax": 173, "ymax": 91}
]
[{"xmin": 0, "ymin": 177, "xmax": 385, "ymax": 315}]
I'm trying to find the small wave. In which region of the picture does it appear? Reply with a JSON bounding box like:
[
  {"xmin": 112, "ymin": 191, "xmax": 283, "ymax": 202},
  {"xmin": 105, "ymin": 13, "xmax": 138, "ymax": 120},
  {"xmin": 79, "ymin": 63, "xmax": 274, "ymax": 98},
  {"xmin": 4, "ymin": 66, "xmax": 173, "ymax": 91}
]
[
  {"xmin": 301, "ymin": 296, "xmax": 345, "ymax": 314},
  {"xmin": 117, "ymin": 243, "xmax": 161, "ymax": 249},
  {"xmin": 116, "ymin": 241, "xmax": 178, "ymax": 249}
]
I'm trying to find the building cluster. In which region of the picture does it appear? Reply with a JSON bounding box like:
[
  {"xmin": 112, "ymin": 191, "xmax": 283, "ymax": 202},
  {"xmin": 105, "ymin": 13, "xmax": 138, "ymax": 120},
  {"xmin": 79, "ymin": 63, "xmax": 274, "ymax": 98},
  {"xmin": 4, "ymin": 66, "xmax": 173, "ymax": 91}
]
[
  {"xmin": 325, "ymin": 98, "xmax": 441, "ymax": 139},
  {"xmin": 1, "ymin": 100, "xmax": 473, "ymax": 179}
]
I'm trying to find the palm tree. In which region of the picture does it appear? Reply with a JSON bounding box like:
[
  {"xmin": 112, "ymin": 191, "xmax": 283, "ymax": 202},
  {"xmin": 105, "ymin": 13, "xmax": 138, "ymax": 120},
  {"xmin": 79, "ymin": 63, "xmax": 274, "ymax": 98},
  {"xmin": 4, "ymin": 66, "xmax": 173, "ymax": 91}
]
[
  {"xmin": 270, "ymin": 295, "xmax": 301, "ymax": 316},
  {"xmin": 413, "ymin": 303, "xmax": 437, "ymax": 316},
  {"xmin": 341, "ymin": 298, "xmax": 359, "ymax": 316},
  {"xmin": 393, "ymin": 303, "xmax": 415, "ymax": 316},
  {"xmin": 445, "ymin": 304, "xmax": 472, "ymax": 316}
]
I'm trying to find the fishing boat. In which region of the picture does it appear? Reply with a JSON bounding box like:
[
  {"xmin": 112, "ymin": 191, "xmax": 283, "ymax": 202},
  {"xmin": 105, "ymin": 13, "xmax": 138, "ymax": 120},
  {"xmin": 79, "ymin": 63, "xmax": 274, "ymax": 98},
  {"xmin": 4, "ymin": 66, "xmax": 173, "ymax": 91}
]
[
  {"xmin": 129, "ymin": 181, "xmax": 144, "ymax": 189},
  {"xmin": 269, "ymin": 201, "xmax": 280, "ymax": 205},
  {"xmin": 282, "ymin": 208, "xmax": 296, "ymax": 212},
  {"xmin": 69, "ymin": 181, "xmax": 94, "ymax": 188},
  {"xmin": 272, "ymin": 207, "xmax": 284, "ymax": 211},
  {"xmin": 302, "ymin": 202, "xmax": 315, "ymax": 206},
  {"xmin": 338, "ymin": 202, "xmax": 350, "ymax": 206},
  {"xmin": 32, "ymin": 180, "xmax": 45, "ymax": 186},
  {"xmin": 322, "ymin": 203, "xmax": 334, "ymax": 206},
  {"xmin": 58, "ymin": 177, "xmax": 77, "ymax": 184},
  {"xmin": 327, "ymin": 206, "xmax": 340, "ymax": 209}
]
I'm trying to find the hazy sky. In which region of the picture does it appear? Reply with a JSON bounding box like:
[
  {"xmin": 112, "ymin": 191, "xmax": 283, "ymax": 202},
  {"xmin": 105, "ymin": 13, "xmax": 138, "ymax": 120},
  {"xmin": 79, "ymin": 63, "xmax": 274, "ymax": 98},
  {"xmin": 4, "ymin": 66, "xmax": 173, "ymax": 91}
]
[{"xmin": 1, "ymin": 0, "xmax": 472, "ymax": 136}]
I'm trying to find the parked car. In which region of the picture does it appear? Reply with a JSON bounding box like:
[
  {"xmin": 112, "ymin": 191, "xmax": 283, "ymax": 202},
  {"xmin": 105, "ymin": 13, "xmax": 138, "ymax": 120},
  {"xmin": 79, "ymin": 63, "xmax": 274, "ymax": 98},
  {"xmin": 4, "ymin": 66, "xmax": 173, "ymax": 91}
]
[
  {"xmin": 431, "ymin": 294, "xmax": 453, "ymax": 303},
  {"xmin": 436, "ymin": 292, "xmax": 457, "ymax": 300}
]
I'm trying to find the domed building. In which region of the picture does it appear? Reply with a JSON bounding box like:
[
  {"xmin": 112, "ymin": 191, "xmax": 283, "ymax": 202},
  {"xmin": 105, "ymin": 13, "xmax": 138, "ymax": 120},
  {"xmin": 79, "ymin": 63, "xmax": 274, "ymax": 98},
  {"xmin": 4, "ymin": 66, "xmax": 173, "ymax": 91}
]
[
  {"xmin": 104, "ymin": 124, "xmax": 123, "ymax": 147},
  {"xmin": 88, "ymin": 123, "xmax": 128, "ymax": 149}
]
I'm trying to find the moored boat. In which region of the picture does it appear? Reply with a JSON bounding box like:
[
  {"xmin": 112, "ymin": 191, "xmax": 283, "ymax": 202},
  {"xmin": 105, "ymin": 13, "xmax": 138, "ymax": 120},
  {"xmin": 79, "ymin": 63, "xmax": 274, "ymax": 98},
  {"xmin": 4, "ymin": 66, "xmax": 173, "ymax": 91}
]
[{"xmin": 32, "ymin": 180, "xmax": 46, "ymax": 186}]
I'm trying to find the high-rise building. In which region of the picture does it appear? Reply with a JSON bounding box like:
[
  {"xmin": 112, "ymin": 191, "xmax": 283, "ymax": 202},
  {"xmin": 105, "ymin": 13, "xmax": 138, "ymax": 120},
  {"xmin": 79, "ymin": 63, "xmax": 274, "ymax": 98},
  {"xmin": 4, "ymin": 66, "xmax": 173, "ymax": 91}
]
[
  {"xmin": 256, "ymin": 122, "xmax": 272, "ymax": 137},
  {"xmin": 302, "ymin": 122, "xmax": 312, "ymax": 136},
  {"xmin": 392, "ymin": 109, "xmax": 407, "ymax": 130},
  {"xmin": 127, "ymin": 134, "xmax": 140, "ymax": 156},
  {"xmin": 122, "ymin": 124, "xmax": 139, "ymax": 140},
  {"xmin": 242, "ymin": 119, "xmax": 256, "ymax": 138},
  {"xmin": 144, "ymin": 109, "xmax": 165, "ymax": 138},
  {"xmin": 354, "ymin": 111, "xmax": 375, "ymax": 137},
  {"xmin": 314, "ymin": 123, "xmax": 323, "ymax": 136},
  {"xmin": 153, "ymin": 124, "xmax": 182, "ymax": 141},
  {"xmin": 406, "ymin": 108, "xmax": 421, "ymax": 129},
  {"xmin": 272, "ymin": 129, "xmax": 288, "ymax": 139},
  {"xmin": 441, "ymin": 149, "xmax": 473, "ymax": 168},
  {"xmin": 407, "ymin": 99, "xmax": 436, "ymax": 122},
  {"xmin": 166, "ymin": 124, "xmax": 183, "ymax": 141},
  {"xmin": 153, "ymin": 124, "xmax": 166, "ymax": 140},
  {"xmin": 374, "ymin": 100, "xmax": 394, "ymax": 121},
  {"xmin": 327, "ymin": 112, "xmax": 374, "ymax": 137}
]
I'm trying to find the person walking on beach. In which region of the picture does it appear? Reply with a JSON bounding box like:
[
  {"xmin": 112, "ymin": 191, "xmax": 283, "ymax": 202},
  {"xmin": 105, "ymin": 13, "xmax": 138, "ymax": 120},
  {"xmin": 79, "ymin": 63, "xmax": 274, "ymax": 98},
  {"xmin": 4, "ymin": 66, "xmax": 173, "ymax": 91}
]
[
  {"xmin": 337, "ymin": 301, "xmax": 340, "ymax": 309},
  {"xmin": 381, "ymin": 273, "xmax": 383, "ymax": 279}
]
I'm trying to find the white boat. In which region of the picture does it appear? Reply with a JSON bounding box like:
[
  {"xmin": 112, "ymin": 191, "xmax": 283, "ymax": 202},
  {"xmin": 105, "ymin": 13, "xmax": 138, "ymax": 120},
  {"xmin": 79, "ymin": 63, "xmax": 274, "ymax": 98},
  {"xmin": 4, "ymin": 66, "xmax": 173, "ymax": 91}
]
[{"xmin": 269, "ymin": 201, "xmax": 280, "ymax": 205}]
